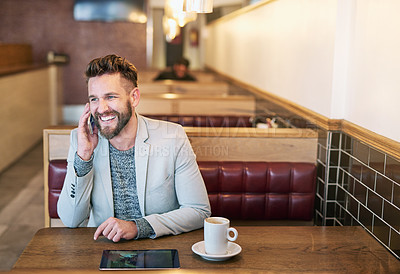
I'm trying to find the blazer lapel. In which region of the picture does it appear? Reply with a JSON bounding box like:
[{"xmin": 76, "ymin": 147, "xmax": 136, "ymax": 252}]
[{"xmin": 135, "ymin": 114, "xmax": 150, "ymax": 216}]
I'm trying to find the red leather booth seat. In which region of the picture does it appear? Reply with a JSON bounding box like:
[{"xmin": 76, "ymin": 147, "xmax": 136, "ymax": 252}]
[
  {"xmin": 144, "ymin": 115, "xmax": 253, "ymax": 127},
  {"xmin": 199, "ymin": 162, "xmax": 316, "ymax": 221},
  {"xmin": 48, "ymin": 160, "xmax": 316, "ymax": 221},
  {"xmin": 48, "ymin": 160, "xmax": 68, "ymax": 219}
]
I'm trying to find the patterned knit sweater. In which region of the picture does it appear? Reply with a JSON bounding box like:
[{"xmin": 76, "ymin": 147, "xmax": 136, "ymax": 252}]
[{"xmin": 73, "ymin": 143, "xmax": 155, "ymax": 239}]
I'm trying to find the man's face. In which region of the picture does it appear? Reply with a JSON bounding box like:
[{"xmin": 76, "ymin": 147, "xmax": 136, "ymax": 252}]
[
  {"xmin": 88, "ymin": 73, "xmax": 134, "ymax": 139},
  {"xmin": 173, "ymin": 64, "xmax": 188, "ymax": 78}
]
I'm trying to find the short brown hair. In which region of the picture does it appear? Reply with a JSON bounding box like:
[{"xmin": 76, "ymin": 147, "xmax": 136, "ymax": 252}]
[{"xmin": 85, "ymin": 54, "xmax": 138, "ymax": 88}]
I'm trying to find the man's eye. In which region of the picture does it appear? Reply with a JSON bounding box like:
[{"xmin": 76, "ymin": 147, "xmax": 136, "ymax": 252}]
[
  {"xmin": 89, "ymin": 98, "xmax": 98, "ymax": 102},
  {"xmin": 107, "ymin": 96, "xmax": 116, "ymax": 100}
]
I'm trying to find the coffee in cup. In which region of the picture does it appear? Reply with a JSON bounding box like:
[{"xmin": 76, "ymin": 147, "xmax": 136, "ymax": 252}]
[{"xmin": 204, "ymin": 217, "xmax": 238, "ymax": 255}]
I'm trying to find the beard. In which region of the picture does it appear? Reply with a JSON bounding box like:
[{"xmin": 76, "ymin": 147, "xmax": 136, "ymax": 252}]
[{"xmin": 94, "ymin": 101, "xmax": 132, "ymax": 140}]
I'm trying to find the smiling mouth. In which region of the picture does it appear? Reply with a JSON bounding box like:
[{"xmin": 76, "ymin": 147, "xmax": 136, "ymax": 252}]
[{"xmin": 99, "ymin": 115, "xmax": 116, "ymax": 122}]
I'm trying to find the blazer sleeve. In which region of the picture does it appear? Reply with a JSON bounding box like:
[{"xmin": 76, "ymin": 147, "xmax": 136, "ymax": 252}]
[
  {"xmin": 57, "ymin": 129, "xmax": 94, "ymax": 228},
  {"xmin": 144, "ymin": 126, "xmax": 211, "ymax": 238}
]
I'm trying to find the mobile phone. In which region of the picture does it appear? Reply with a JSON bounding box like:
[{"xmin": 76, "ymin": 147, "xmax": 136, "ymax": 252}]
[{"xmin": 88, "ymin": 114, "xmax": 95, "ymax": 134}]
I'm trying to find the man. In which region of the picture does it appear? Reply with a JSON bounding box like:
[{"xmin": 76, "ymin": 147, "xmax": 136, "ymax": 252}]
[
  {"xmin": 57, "ymin": 54, "xmax": 211, "ymax": 242},
  {"xmin": 154, "ymin": 57, "xmax": 196, "ymax": 81}
]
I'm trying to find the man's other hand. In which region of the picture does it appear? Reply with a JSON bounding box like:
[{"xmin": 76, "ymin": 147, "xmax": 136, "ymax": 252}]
[{"xmin": 94, "ymin": 217, "xmax": 138, "ymax": 242}]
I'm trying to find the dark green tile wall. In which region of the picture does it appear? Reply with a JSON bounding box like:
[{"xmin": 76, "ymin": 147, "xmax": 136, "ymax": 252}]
[{"xmin": 316, "ymin": 131, "xmax": 400, "ymax": 260}]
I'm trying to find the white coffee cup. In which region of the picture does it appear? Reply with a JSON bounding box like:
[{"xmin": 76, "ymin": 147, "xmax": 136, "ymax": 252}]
[{"xmin": 204, "ymin": 217, "xmax": 238, "ymax": 255}]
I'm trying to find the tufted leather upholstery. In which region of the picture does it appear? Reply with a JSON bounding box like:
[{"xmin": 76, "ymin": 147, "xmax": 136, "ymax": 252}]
[
  {"xmin": 144, "ymin": 115, "xmax": 253, "ymax": 127},
  {"xmin": 48, "ymin": 160, "xmax": 316, "ymax": 221},
  {"xmin": 48, "ymin": 160, "xmax": 67, "ymax": 219},
  {"xmin": 199, "ymin": 162, "xmax": 316, "ymax": 221}
]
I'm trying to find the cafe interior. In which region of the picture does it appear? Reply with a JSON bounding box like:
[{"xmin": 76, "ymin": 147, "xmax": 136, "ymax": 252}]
[{"xmin": 1, "ymin": 0, "xmax": 400, "ymax": 272}]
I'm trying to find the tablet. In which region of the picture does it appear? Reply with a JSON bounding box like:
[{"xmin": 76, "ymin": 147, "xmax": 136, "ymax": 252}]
[{"xmin": 99, "ymin": 249, "xmax": 180, "ymax": 270}]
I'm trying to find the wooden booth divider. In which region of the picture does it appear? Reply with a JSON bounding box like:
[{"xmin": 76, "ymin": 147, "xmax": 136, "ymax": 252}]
[
  {"xmin": 137, "ymin": 94, "xmax": 256, "ymax": 116},
  {"xmin": 43, "ymin": 126, "xmax": 317, "ymax": 227}
]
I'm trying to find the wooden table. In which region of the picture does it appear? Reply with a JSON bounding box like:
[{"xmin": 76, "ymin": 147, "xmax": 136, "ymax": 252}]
[{"xmin": 12, "ymin": 226, "xmax": 400, "ymax": 273}]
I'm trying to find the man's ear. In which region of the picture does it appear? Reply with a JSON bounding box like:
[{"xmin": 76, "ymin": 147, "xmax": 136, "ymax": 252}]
[{"xmin": 131, "ymin": 87, "xmax": 140, "ymax": 107}]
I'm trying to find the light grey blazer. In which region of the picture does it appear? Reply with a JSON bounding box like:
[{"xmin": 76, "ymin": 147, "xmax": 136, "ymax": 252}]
[{"xmin": 57, "ymin": 114, "xmax": 211, "ymax": 238}]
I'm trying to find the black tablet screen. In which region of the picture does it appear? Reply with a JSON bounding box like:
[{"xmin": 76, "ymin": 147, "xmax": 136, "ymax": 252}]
[{"xmin": 99, "ymin": 249, "xmax": 180, "ymax": 270}]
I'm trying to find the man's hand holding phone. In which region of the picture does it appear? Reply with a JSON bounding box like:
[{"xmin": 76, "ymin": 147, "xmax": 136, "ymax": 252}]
[{"xmin": 77, "ymin": 103, "xmax": 99, "ymax": 161}]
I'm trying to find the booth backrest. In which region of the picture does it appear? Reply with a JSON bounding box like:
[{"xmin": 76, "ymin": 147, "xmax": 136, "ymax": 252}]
[
  {"xmin": 48, "ymin": 160, "xmax": 316, "ymax": 222},
  {"xmin": 48, "ymin": 160, "xmax": 66, "ymax": 220},
  {"xmin": 201, "ymin": 161, "xmax": 316, "ymax": 221},
  {"xmin": 144, "ymin": 115, "xmax": 253, "ymax": 127}
]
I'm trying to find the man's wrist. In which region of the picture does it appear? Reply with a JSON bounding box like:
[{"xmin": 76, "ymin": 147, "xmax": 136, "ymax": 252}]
[
  {"xmin": 77, "ymin": 151, "xmax": 93, "ymax": 161},
  {"xmin": 74, "ymin": 152, "xmax": 93, "ymax": 177},
  {"xmin": 134, "ymin": 218, "xmax": 155, "ymax": 239}
]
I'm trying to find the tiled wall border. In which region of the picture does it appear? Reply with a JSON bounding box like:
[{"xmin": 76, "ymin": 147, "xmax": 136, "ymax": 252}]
[{"xmin": 316, "ymin": 130, "xmax": 400, "ymax": 259}]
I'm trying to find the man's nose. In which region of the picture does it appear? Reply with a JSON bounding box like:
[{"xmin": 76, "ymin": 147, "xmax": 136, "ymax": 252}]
[{"xmin": 98, "ymin": 99, "xmax": 109, "ymax": 113}]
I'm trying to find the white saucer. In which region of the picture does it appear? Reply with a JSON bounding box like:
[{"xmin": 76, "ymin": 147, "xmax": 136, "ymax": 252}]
[{"xmin": 191, "ymin": 241, "xmax": 242, "ymax": 261}]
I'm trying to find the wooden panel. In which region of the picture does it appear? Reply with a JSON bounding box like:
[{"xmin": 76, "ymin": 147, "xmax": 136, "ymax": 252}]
[
  {"xmin": 44, "ymin": 127, "xmax": 317, "ymax": 163},
  {"xmin": 137, "ymin": 94, "xmax": 255, "ymax": 115},
  {"xmin": 189, "ymin": 136, "xmax": 317, "ymax": 162},
  {"xmin": 139, "ymin": 82, "xmax": 170, "ymax": 93},
  {"xmin": 48, "ymin": 65, "xmax": 64, "ymax": 125},
  {"xmin": 136, "ymin": 98, "xmax": 174, "ymax": 115},
  {"xmin": 50, "ymin": 219, "xmax": 65, "ymax": 227},
  {"xmin": 341, "ymin": 120, "xmax": 400, "ymax": 160},
  {"xmin": 186, "ymin": 127, "xmax": 317, "ymax": 162},
  {"xmin": 139, "ymin": 81, "xmax": 229, "ymax": 95},
  {"xmin": 0, "ymin": 68, "xmax": 51, "ymax": 173},
  {"xmin": 139, "ymin": 70, "xmax": 216, "ymax": 83},
  {"xmin": 178, "ymin": 98, "xmax": 254, "ymax": 115},
  {"xmin": 0, "ymin": 44, "xmax": 32, "ymax": 67},
  {"xmin": 185, "ymin": 127, "xmax": 317, "ymax": 138},
  {"xmin": 49, "ymin": 134, "xmax": 71, "ymax": 161},
  {"xmin": 43, "ymin": 127, "xmax": 74, "ymax": 161}
]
